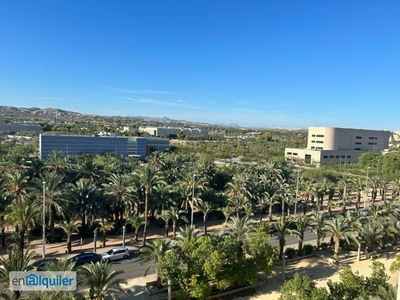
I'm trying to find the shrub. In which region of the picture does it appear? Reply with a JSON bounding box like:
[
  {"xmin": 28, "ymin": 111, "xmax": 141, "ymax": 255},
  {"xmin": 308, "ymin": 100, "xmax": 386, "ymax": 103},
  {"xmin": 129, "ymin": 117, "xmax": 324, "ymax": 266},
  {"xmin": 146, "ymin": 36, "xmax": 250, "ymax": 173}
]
[
  {"xmin": 285, "ymin": 247, "xmax": 296, "ymax": 259},
  {"xmin": 174, "ymin": 290, "xmax": 189, "ymax": 300},
  {"xmin": 304, "ymin": 244, "xmax": 313, "ymax": 255}
]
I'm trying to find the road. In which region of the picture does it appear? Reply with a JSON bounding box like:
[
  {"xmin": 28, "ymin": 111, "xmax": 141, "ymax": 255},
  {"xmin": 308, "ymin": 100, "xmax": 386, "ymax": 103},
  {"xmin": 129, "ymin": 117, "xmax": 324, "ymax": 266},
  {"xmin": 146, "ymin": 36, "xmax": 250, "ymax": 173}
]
[{"xmin": 111, "ymin": 229, "xmax": 319, "ymax": 281}]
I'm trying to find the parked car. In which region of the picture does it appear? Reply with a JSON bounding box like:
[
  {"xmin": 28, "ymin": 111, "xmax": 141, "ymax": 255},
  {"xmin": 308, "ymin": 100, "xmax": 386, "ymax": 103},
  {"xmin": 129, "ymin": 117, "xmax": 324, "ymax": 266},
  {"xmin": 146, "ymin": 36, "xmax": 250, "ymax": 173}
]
[
  {"xmin": 68, "ymin": 252, "xmax": 101, "ymax": 268},
  {"xmin": 101, "ymin": 246, "xmax": 130, "ymax": 263},
  {"xmin": 25, "ymin": 257, "xmax": 58, "ymax": 271}
]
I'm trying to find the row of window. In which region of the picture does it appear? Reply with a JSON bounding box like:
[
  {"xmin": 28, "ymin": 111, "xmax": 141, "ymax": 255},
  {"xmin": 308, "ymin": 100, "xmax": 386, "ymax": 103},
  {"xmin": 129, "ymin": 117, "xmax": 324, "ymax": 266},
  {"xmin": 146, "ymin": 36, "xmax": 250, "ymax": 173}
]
[
  {"xmin": 311, "ymin": 134, "xmax": 325, "ymax": 137},
  {"xmin": 323, "ymin": 155, "xmax": 351, "ymax": 159},
  {"xmin": 311, "ymin": 140, "xmax": 324, "ymax": 143},
  {"xmin": 286, "ymin": 152, "xmax": 298, "ymax": 156}
]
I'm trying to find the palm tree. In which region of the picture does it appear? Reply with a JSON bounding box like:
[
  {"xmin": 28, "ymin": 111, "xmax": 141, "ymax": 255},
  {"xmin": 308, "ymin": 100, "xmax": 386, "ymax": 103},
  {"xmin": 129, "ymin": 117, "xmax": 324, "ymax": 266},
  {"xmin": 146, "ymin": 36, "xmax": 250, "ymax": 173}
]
[
  {"xmin": 137, "ymin": 164, "xmax": 166, "ymax": 245},
  {"xmin": 220, "ymin": 206, "xmax": 235, "ymax": 225},
  {"xmin": 310, "ymin": 209, "xmax": 326, "ymax": 250},
  {"xmin": 81, "ymin": 262, "xmax": 129, "ymax": 300},
  {"xmin": 196, "ymin": 199, "xmax": 215, "ymax": 234},
  {"xmin": 97, "ymin": 219, "xmax": 115, "ymax": 248},
  {"xmin": 59, "ymin": 220, "xmax": 80, "ymax": 253},
  {"xmin": 292, "ymin": 213, "xmax": 311, "ymax": 255},
  {"xmin": 273, "ymin": 215, "xmax": 295, "ymax": 259},
  {"xmin": 40, "ymin": 171, "xmax": 68, "ymax": 237},
  {"xmin": 139, "ymin": 239, "xmax": 173, "ymax": 285},
  {"xmin": 102, "ymin": 173, "xmax": 134, "ymax": 223},
  {"xmin": 323, "ymin": 216, "xmax": 355, "ymax": 261},
  {"xmin": 158, "ymin": 209, "xmax": 172, "ymax": 237},
  {"xmin": 3, "ymin": 201, "xmax": 40, "ymax": 258},
  {"xmin": 166, "ymin": 206, "xmax": 188, "ymax": 237},
  {"xmin": 0, "ymin": 245, "xmax": 35, "ymax": 298},
  {"xmin": 226, "ymin": 215, "xmax": 252, "ymax": 246},
  {"xmin": 5, "ymin": 170, "xmax": 30, "ymax": 203},
  {"xmin": 125, "ymin": 215, "xmax": 145, "ymax": 242},
  {"xmin": 359, "ymin": 222, "xmax": 384, "ymax": 254}
]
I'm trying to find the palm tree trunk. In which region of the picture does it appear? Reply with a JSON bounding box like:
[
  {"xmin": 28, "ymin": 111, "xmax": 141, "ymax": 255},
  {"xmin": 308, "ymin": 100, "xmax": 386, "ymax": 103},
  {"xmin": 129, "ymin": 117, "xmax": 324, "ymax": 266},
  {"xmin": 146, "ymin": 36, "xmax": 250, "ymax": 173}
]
[
  {"xmin": 279, "ymin": 238, "xmax": 285, "ymax": 260},
  {"xmin": 334, "ymin": 237, "xmax": 340, "ymax": 261},
  {"xmin": 50, "ymin": 208, "xmax": 56, "ymax": 237},
  {"xmin": 164, "ymin": 225, "xmax": 169, "ymax": 237},
  {"xmin": 103, "ymin": 232, "xmax": 106, "ymax": 247},
  {"xmin": 1, "ymin": 227, "xmax": 5, "ymax": 248},
  {"xmin": 20, "ymin": 230, "xmax": 25, "ymax": 259},
  {"xmin": 281, "ymin": 201, "xmax": 285, "ymax": 216},
  {"xmin": 134, "ymin": 228, "xmax": 139, "ymax": 242},
  {"xmin": 172, "ymin": 223, "xmax": 176, "ymax": 237},
  {"xmin": 203, "ymin": 216, "xmax": 207, "ymax": 235},
  {"xmin": 67, "ymin": 235, "xmax": 72, "ymax": 253},
  {"xmin": 142, "ymin": 191, "xmax": 149, "ymax": 245},
  {"xmin": 298, "ymin": 233, "xmax": 304, "ymax": 255},
  {"xmin": 269, "ymin": 204, "xmax": 273, "ymax": 222}
]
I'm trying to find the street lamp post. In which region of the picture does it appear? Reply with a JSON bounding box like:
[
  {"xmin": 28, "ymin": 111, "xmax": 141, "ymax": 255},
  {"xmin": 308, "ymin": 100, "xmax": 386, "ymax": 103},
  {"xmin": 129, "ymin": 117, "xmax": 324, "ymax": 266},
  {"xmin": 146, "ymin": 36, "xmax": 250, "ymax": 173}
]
[
  {"xmin": 191, "ymin": 174, "xmax": 196, "ymax": 227},
  {"xmin": 122, "ymin": 226, "xmax": 126, "ymax": 247},
  {"xmin": 94, "ymin": 229, "xmax": 98, "ymax": 253},
  {"xmin": 42, "ymin": 181, "xmax": 46, "ymax": 259},
  {"xmin": 294, "ymin": 170, "xmax": 300, "ymax": 215},
  {"xmin": 364, "ymin": 167, "xmax": 370, "ymax": 209}
]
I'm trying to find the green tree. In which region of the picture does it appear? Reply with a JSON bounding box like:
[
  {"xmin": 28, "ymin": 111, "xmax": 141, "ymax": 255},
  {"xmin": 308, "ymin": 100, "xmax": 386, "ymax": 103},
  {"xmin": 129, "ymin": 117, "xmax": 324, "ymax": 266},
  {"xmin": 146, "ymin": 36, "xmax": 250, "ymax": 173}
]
[
  {"xmin": 98, "ymin": 219, "xmax": 114, "ymax": 248},
  {"xmin": 125, "ymin": 215, "xmax": 144, "ymax": 242},
  {"xmin": 274, "ymin": 216, "xmax": 295, "ymax": 259},
  {"xmin": 81, "ymin": 262, "xmax": 129, "ymax": 300},
  {"xmin": 58, "ymin": 220, "xmax": 80, "ymax": 253},
  {"xmin": 279, "ymin": 273, "xmax": 329, "ymax": 300},
  {"xmin": 323, "ymin": 216, "xmax": 355, "ymax": 261}
]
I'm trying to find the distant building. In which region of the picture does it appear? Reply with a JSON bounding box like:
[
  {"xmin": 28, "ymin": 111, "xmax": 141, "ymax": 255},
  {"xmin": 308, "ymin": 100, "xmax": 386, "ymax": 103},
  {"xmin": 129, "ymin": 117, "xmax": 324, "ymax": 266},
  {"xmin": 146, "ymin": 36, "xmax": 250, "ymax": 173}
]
[
  {"xmin": 139, "ymin": 126, "xmax": 209, "ymax": 138},
  {"xmin": 285, "ymin": 127, "xmax": 391, "ymax": 165},
  {"xmin": 0, "ymin": 123, "xmax": 41, "ymax": 134},
  {"xmin": 39, "ymin": 134, "xmax": 169, "ymax": 160}
]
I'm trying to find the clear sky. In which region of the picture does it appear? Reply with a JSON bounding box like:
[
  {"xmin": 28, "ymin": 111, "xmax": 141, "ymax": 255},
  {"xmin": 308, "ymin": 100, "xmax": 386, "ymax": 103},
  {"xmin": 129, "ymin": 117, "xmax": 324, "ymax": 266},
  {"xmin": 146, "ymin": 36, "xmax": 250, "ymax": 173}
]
[{"xmin": 1, "ymin": 1, "xmax": 399, "ymax": 130}]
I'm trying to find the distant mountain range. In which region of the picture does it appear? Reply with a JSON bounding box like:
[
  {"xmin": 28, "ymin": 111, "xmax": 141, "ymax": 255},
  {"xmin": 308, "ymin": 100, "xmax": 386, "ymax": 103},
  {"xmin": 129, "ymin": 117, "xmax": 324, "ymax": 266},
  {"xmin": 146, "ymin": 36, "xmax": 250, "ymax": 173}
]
[{"xmin": 0, "ymin": 106, "xmax": 241, "ymax": 129}]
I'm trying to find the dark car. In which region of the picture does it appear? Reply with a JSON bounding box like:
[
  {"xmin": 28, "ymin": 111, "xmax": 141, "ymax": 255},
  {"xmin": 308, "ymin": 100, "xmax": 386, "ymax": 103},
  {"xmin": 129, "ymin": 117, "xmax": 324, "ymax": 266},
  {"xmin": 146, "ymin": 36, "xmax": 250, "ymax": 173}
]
[
  {"xmin": 25, "ymin": 258, "xmax": 59, "ymax": 271},
  {"xmin": 68, "ymin": 252, "xmax": 101, "ymax": 268}
]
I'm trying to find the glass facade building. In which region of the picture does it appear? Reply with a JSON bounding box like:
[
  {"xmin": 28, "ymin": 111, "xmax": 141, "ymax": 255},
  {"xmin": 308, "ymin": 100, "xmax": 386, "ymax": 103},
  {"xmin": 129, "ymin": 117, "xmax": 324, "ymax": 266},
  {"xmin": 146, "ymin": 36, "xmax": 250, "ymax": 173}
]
[{"xmin": 39, "ymin": 134, "xmax": 169, "ymax": 160}]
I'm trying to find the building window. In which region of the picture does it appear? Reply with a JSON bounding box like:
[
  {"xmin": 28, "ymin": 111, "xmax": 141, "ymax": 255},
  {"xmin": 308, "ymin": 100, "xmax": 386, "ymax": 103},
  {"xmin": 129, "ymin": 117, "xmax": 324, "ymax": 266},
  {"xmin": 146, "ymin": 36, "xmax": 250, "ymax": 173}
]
[
  {"xmin": 312, "ymin": 134, "xmax": 316, "ymax": 137},
  {"xmin": 316, "ymin": 147, "xmax": 323, "ymax": 150},
  {"xmin": 368, "ymin": 142, "xmax": 375, "ymax": 145},
  {"xmin": 341, "ymin": 155, "xmax": 345, "ymax": 158},
  {"xmin": 355, "ymin": 148, "xmax": 361, "ymax": 150},
  {"xmin": 311, "ymin": 140, "xmax": 315, "ymax": 143},
  {"xmin": 317, "ymin": 134, "xmax": 324, "ymax": 137},
  {"xmin": 311, "ymin": 147, "xmax": 315, "ymax": 150},
  {"xmin": 329, "ymin": 155, "xmax": 334, "ymax": 158},
  {"xmin": 369, "ymin": 137, "xmax": 375, "ymax": 140},
  {"xmin": 356, "ymin": 136, "xmax": 362, "ymax": 139},
  {"xmin": 323, "ymin": 155, "xmax": 328, "ymax": 158},
  {"xmin": 335, "ymin": 155, "xmax": 340, "ymax": 158},
  {"xmin": 316, "ymin": 141, "xmax": 323, "ymax": 143},
  {"xmin": 287, "ymin": 152, "xmax": 292, "ymax": 155},
  {"xmin": 355, "ymin": 142, "xmax": 361, "ymax": 145},
  {"xmin": 293, "ymin": 153, "xmax": 298, "ymax": 156},
  {"xmin": 347, "ymin": 155, "xmax": 351, "ymax": 158}
]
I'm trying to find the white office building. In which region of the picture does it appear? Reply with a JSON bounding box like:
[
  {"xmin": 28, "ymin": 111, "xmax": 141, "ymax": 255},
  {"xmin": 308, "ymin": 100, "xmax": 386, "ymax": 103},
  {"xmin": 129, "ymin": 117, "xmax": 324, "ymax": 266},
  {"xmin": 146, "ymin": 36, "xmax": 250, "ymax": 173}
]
[{"xmin": 285, "ymin": 127, "xmax": 391, "ymax": 165}]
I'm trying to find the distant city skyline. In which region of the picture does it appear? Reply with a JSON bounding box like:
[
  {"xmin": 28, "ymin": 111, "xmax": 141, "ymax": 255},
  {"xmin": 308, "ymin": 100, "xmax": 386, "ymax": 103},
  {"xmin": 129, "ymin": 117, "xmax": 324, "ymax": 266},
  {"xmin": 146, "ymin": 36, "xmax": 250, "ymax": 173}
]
[{"xmin": 1, "ymin": 1, "xmax": 399, "ymax": 130}]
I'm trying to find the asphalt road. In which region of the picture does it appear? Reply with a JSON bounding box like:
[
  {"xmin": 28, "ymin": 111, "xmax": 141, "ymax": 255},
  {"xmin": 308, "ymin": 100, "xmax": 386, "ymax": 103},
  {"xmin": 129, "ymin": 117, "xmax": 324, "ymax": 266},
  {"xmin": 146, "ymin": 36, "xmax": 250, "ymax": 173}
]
[{"xmin": 111, "ymin": 229, "xmax": 319, "ymax": 281}]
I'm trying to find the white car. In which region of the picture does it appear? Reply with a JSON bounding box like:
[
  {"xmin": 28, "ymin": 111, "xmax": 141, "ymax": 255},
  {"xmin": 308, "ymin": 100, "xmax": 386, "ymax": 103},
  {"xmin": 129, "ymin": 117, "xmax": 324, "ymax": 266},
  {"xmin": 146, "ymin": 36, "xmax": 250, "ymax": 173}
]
[{"xmin": 101, "ymin": 247, "xmax": 130, "ymax": 262}]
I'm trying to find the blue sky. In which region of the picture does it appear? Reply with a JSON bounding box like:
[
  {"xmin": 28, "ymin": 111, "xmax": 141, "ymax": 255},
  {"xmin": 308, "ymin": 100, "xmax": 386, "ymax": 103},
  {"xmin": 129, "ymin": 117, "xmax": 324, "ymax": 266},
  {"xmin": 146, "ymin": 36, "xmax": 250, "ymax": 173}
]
[{"xmin": 1, "ymin": 1, "xmax": 399, "ymax": 129}]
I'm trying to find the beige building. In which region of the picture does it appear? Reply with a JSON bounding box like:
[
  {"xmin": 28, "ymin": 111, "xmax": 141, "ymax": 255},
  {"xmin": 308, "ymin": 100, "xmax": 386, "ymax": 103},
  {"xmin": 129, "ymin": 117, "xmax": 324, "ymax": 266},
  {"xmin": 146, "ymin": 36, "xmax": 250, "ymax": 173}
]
[{"xmin": 285, "ymin": 127, "xmax": 391, "ymax": 165}]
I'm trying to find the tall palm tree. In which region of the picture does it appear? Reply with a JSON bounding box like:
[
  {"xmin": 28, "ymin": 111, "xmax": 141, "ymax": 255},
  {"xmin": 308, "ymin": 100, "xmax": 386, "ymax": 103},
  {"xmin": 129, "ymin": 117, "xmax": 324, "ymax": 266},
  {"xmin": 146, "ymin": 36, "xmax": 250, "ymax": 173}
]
[
  {"xmin": 139, "ymin": 239, "xmax": 173, "ymax": 284},
  {"xmin": 137, "ymin": 164, "xmax": 166, "ymax": 245},
  {"xmin": 102, "ymin": 173, "xmax": 134, "ymax": 223},
  {"xmin": 292, "ymin": 213, "xmax": 311, "ymax": 255},
  {"xmin": 220, "ymin": 205, "xmax": 235, "ymax": 225},
  {"xmin": 310, "ymin": 209, "xmax": 326, "ymax": 250},
  {"xmin": 5, "ymin": 170, "xmax": 30, "ymax": 203},
  {"xmin": 158, "ymin": 209, "xmax": 172, "ymax": 237},
  {"xmin": 81, "ymin": 262, "xmax": 129, "ymax": 300},
  {"xmin": 59, "ymin": 220, "xmax": 80, "ymax": 253},
  {"xmin": 255, "ymin": 193, "xmax": 269, "ymax": 222},
  {"xmin": 68, "ymin": 178, "xmax": 102, "ymax": 231},
  {"xmin": 196, "ymin": 199, "xmax": 215, "ymax": 234},
  {"xmin": 98, "ymin": 219, "xmax": 115, "ymax": 247},
  {"xmin": 323, "ymin": 216, "xmax": 355, "ymax": 261},
  {"xmin": 359, "ymin": 222, "xmax": 384, "ymax": 254},
  {"xmin": 0, "ymin": 245, "xmax": 35, "ymax": 299},
  {"xmin": 3, "ymin": 201, "xmax": 39, "ymax": 258},
  {"xmin": 125, "ymin": 215, "xmax": 145, "ymax": 242},
  {"xmin": 40, "ymin": 171, "xmax": 68, "ymax": 237},
  {"xmin": 226, "ymin": 215, "xmax": 252, "ymax": 246},
  {"xmin": 273, "ymin": 215, "xmax": 295, "ymax": 259},
  {"xmin": 166, "ymin": 206, "xmax": 188, "ymax": 237}
]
